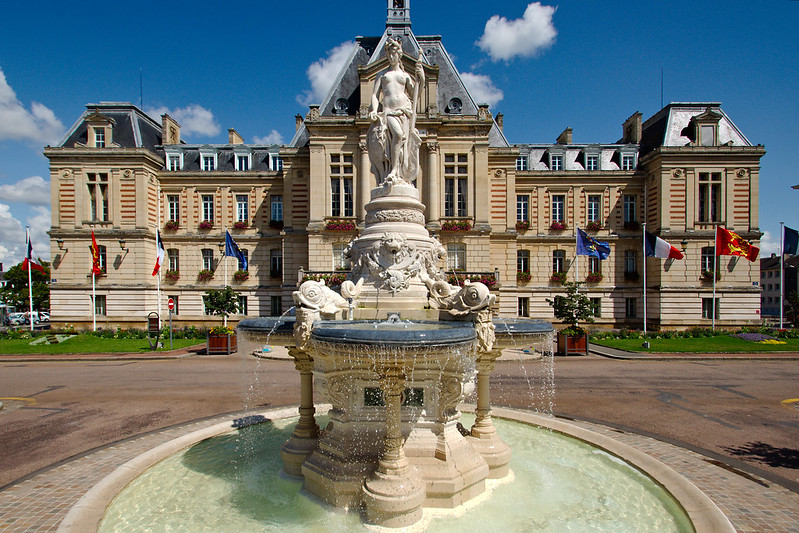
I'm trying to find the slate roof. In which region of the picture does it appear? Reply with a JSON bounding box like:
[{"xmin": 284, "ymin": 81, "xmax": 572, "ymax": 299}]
[{"xmin": 58, "ymin": 103, "xmax": 162, "ymax": 149}]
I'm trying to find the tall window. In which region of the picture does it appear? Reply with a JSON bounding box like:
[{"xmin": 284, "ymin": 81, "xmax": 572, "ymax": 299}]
[
  {"xmin": 551, "ymin": 195, "xmax": 565, "ymax": 223},
  {"xmin": 447, "ymin": 243, "xmax": 466, "ymax": 271},
  {"xmin": 698, "ymin": 172, "xmax": 722, "ymax": 223},
  {"xmin": 444, "ymin": 154, "xmax": 468, "ymax": 217},
  {"xmin": 332, "ymin": 243, "xmax": 350, "ymax": 270},
  {"xmin": 518, "ymin": 297, "xmax": 530, "ymax": 317},
  {"xmin": 701, "ymin": 246, "xmax": 716, "ymax": 273},
  {"xmin": 625, "ymin": 297, "xmax": 637, "ymax": 318},
  {"xmin": 97, "ymin": 245, "xmax": 107, "ymax": 273},
  {"xmin": 238, "ymin": 249, "xmax": 248, "ymax": 271},
  {"xmin": 87, "ymin": 173, "xmax": 109, "ymax": 221},
  {"xmin": 330, "ymin": 154, "xmax": 354, "ymax": 217},
  {"xmin": 94, "ymin": 295, "xmax": 106, "ymax": 316},
  {"xmin": 270, "ymin": 249, "xmax": 283, "ymax": 277},
  {"xmin": 588, "ymin": 256, "xmax": 601, "ymax": 274},
  {"xmin": 623, "ymin": 195, "xmax": 636, "ymax": 223},
  {"xmin": 168, "ymin": 195, "xmax": 180, "ymax": 222},
  {"xmin": 201, "ymin": 155, "xmax": 215, "ymax": 171},
  {"xmin": 587, "ymin": 195, "xmax": 601, "ymax": 223},
  {"xmin": 168, "ymin": 249, "xmax": 179, "ymax": 272},
  {"xmin": 553, "ymin": 250, "xmax": 566, "ymax": 273},
  {"xmin": 270, "ymin": 296, "xmax": 283, "ymax": 317},
  {"xmin": 550, "ymin": 154, "xmax": 563, "ymax": 171},
  {"xmin": 238, "ymin": 296, "xmax": 248, "ymax": 316},
  {"xmin": 94, "ymin": 128, "xmax": 105, "ymax": 148},
  {"xmin": 702, "ymin": 298, "xmax": 719, "ymax": 319},
  {"xmin": 516, "ymin": 195, "xmax": 529, "ymax": 222},
  {"xmin": 202, "ymin": 249, "xmax": 214, "ymax": 271},
  {"xmin": 624, "ymin": 250, "xmax": 637, "ymax": 273},
  {"xmin": 589, "ymin": 297, "xmax": 601, "ymax": 317},
  {"xmin": 585, "ymin": 154, "xmax": 599, "ymax": 171},
  {"xmin": 517, "ymin": 250, "xmax": 530, "ymax": 273},
  {"xmin": 236, "ymin": 195, "xmax": 248, "ymax": 223},
  {"xmin": 202, "ymin": 195, "xmax": 214, "ymax": 222},
  {"xmin": 516, "ymin": 155, "xmax": 528, "ymax": 171},
  {"xmin": 271, "ymin": 195, "xmax": 283, "ymax": 222}
]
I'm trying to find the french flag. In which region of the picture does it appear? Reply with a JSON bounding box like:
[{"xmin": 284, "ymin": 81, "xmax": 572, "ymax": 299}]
[
  {"xmin": 23, "ymin": 235, "xmax": 45, "ymax": 272},
  {"xmin": 152, "ymin": 230, "xmax": 165, "ymax": 276},
  {"xmin": 645, "ymin": 231, "xmax": 684, "ymax": 260}
]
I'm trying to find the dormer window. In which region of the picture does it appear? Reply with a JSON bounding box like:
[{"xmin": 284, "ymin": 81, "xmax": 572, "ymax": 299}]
[
  {"xmin": 687, "ymin": 107, "xmax": 723, "ymax": 147},
  {"xmin": 270, "ymin": 153, "xmax": 283, "ymax": 171},
  {"xmin": 165, "ymin": 149, "xmax": 183, "ymax": 171},
  {"xmin": 700, "ymin": 124, "xmax": 717, "ymax": 147},
  {"xmin": 234, "ymin": 149, "xmax": 251, "ymax": 172},
  {"xmin": 621, "ymin": 153, "xmax": 636, "ymax": 170},
  {"xmin": 94, "ymin": 128, "xmax": 105, "ymax": 148},
  {"xmin": 516, "ymin": 155, "xmax": 528, "ymax": 171},
  {"xmin": 84, "ymin": 109, "xmax": 115, "ymax": 148},
  {"xmin": 585, "ymin": 154, "xmax": 599, "ymax": 171},
  {"xmin": 199, "ymin": 148, "xmax": 217, "ymax": 172},
  {"xmin": 548, "ymin": 151, "xmax": 564, "ymax": 171}
]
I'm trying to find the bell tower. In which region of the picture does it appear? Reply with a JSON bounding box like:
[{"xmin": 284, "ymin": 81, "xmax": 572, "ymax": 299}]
[{"xmin": 386, "ymin": 0, "xmax": 411, "ymax": 30}]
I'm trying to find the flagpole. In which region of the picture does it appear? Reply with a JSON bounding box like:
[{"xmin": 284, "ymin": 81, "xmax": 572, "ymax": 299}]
[
  {"xmin": 642, "ymin": 223, "xmax": 647, "ymax": 335},
  {"xmin": 156, "ymin": 185, "xmax": 162, "ymax": 328},
  {"xmin": 574, "ymin": 229, "xmax": 579, "ymax": 294},
  {"xmin": 780, "ymin": 221, "xmax": 784, "ymax": 330},
  {"xmin": 26, "ymin": 227, "xmax": 34, "ymax": 333},
  {"xmin": 224, "ymin": 228, "xmax": 228, "ymax": 328},
  {"xmin": 712, "ymin": 226, "xmax": 717, "ymax": 331}
]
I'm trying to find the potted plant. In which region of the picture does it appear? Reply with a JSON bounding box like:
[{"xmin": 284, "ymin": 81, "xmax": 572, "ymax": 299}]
[
  {"xmin": 325, "ymin": 219, "xmax": 357, "ymax": 231},
  {"xmin": 515, "ymin": 220, "xmax": 530, "ymax": 232},
  {"xmin": 701, "ymin": 270, "xmax": 720, "ymax": 282},
  {"xmin": 546, "ymin": 282, "xmax": 594, "ymax": 356},
  {"xmin": 204, "ymin": 286, "xmax": 240, "ymax": 354}
]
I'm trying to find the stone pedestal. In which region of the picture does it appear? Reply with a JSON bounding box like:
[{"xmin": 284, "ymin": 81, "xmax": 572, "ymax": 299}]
[
  {"xmin": 280, "ymin": 349, "xmax": 320, "ymax": 477},
  {"xmin": 468, "ymin": 351, "xmax": 511, "ymax": 478}
]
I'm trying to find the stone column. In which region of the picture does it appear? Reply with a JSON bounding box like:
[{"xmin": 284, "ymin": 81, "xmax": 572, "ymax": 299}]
[
  {"xmin": 468, "ymin": 350, "xmax": 511, "ymax": 478},
  {"xmin": 426, "ymin": 141, "xmax": 440, "ymax": 228},
  {"xmin": 358, "ymin": 140, "xmax": 371, "ymax": 225},
  {"xmin": 362, "ymin": 366, "xmax": 426, "ymax": 527},
  {"xmin": 280, "ymin": 348, "xmax": 320, "ymax": 477}
]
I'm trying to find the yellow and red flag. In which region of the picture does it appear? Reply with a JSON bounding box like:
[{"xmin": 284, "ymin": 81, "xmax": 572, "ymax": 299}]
[
  {"xmin": 90, "ymin": 231, "xmax": 103, "ymax": 275},
  {"xmin": 716, "ymin": 227, "xmax": 759, "ymax": 262}
]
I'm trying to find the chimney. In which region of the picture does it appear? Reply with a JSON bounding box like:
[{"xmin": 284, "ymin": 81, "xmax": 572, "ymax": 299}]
[
  {"xmin": 495, "ymin": 113, "xmax": 504, "ymax": 132},
  {"xmin": 161, "ymin": 114, "xmax": 181, "ymax": 145},
  {"xmin": 228, "ymin": 128, "xmax": 244, "ymax": 145},
  {"xmin": 556, "ymin": 128, "xmax": 572, "ymax": 145},
  {"xmin": 622, "ymin": 112, "xmax": 642, "ymax": 144},
  {"xmin": 296, "ymin": 114, "xmax": 304, "ymax": 132}
]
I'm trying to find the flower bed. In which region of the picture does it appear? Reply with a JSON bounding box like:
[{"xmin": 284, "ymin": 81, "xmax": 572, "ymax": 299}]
[
  {"xmin": 441, "ymin": 220, "xmax": 472, "ymax": 232},
  {"xmin": 325, "ymin": 220, "xmax": 356, "ymax": 231},
  {"xmin": 197, "ymin": 269, "xmax": 214, "ymax": 282}
]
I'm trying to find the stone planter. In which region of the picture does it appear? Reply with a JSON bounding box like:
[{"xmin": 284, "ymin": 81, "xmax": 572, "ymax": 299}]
[
  {"xmin": 557, "ymin": 332, "xmax": 588, "ymax": 356},
  {"xmin": 207, "ymin": 333, "xmax": 237, "ymax": 354}
]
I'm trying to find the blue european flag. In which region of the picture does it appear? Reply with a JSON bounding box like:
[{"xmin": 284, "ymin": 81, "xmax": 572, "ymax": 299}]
[
  {"xmin": 225, "ymin": 230, "xmax": 247, "ymax": 269},
  {"xmin": 576, "ymin": 228, "xmax": 611, "ymax": 259}
]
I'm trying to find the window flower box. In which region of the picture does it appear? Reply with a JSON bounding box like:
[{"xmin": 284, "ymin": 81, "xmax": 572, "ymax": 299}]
[
  {"xmin": 515, "ymin": 220, "xmax": 530, "ymax": 232},
  {"xmin": 233, "ymin": 221, "xmax": 248, "ymax": 230},
  {"xmin": 585, "ymin": 221, "xmax": 602, "ymax": 232},
  {"xmin": 197, "ymin": 269, "xmax": 214, "ymax": 282},
  {"xmin": 448, "ymin": 273, "xmax": 498, "ymax": 289},
  {"xmin": 624, "ymin": 271, "xmax": 640, "ymax": 282},
  {"xmin": 441, "ymin": 220, "xmax": 472, "ymax": 232},
  {"xmin": 269, "ymin": 219, "xmax": 284, "ymax": 230},
  {"xmin": 301, "ymin": 273, "xmax": 348, "ymax": 287},
  {"xmin": 325, "ymin": 219, "xmax": 356, "ymax": 231},
  {"xmin": 701, "ymin": 270, "xmax": 721, "ymax": 282},
  {"xmin": 624, "ymin": 221, "xmax": 640, "ymax": 231},
  {"xmin": 164, "ymin": 270, "xmax": 180, "ymax": 282},
  {"xmin": 585, "ymin": 273, "xmax": 603, "ymax": 284},
  {"xmin": 164, "ymin": 220, "xmax": 179, "ymax": 231},
  {"xmin": 550, "ymin": 271, "xmax": 567, "ymax": 285},
  {"xmin": 199, "ymin": 220, "xmax": 214, "ymax": 231},
  {"xmin": 516, "ymin": 271, "xmax": 531, "ymax": 284},
  {"xmin": 233, "ymin": 270, "xmax": 249, "ymax": 283},
  {"xmin": 550, "ymin": 221, "xmax": 566, "ymax": 231}
]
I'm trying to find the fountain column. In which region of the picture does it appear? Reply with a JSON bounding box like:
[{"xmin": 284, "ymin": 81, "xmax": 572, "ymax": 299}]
[
  {"xmin": 362, "ymin": 366, "xmax": 426, "ymax": 527},
  {"xmin": 281, "ymin": 348, "xmax": 320, "ymax": 476},
  {"xmin": 468, "ymin": 348, "xmax": 511, "ymax": 478}
]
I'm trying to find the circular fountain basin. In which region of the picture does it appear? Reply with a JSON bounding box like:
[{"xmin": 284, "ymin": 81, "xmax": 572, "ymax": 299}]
[
  {"xmin": 311, "ymin": 319, "xmax": 476, "ymax": 347},
  {"xmin": 87, "ymin": 408, "xmax": 718, "ymax": 532},
  {"xmin": 493, "ymin": 318, "xmax": 555, "ymax": 350},
  {"xmin": 238, "ymin": 316, "xmax": 297, "ymax": 346}
]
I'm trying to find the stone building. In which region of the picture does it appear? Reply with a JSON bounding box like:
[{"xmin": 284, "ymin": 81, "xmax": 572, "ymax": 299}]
[{"xmin": 45, "ymin": 1, "xmax": 764, "ymax": 330}]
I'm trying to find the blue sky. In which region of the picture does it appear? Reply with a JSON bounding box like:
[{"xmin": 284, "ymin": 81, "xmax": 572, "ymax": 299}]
[{"xmin": 0, "ymin": 0, "xmax": 797, "ymax": 267}]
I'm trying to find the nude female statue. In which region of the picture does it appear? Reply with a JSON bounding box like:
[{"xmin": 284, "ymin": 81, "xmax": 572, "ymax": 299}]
[{"xmin": 367, "ymin": 38, "xmax": 425, "ymax": 186}]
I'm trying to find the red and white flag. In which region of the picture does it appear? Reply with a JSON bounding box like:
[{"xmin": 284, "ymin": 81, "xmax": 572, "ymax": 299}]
[
  {"xmin": 22, "ymin": 233, "xmax": 45, "ymax": 272},
  {"xmin": 152, "ymin": 230, "xmax": 165, "ymax": 276}
]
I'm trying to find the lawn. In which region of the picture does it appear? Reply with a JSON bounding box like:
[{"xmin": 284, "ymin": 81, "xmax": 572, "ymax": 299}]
[
  {"xmin": 0, "ymin": 334, "xmax": 202, "ymax": 355},
  {"xmin": 590, "ymin": 335, "xmax": 799, "ymax": 353}
]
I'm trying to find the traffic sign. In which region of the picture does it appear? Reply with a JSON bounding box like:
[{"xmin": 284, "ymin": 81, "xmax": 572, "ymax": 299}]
[{"xmin": 168, "ymin": 298, "xmax": 175, "ymax": 311}]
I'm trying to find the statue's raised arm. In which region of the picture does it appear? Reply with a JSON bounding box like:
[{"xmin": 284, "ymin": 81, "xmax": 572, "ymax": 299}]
[{"xmin": 367, "ymin": 39, "xmax": 424, "ymax": 187}]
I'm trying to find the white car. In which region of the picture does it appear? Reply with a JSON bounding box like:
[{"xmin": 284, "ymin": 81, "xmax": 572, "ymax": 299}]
[
  {"xmin": 38, "ymin": 312, "xmax": 50, "ymax": 322},
  {"xmin": 7, "ymin": 313, "xmax": 27, "ymax": 326}
]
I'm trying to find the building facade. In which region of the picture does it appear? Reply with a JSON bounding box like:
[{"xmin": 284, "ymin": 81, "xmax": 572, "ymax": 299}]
[{"xmin": 46, "ymin": 1, "xmax": 765, "ymax": 330}]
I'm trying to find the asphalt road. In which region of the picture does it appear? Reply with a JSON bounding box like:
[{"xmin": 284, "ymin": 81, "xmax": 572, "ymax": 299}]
[{"xmin": 1, "ymin": 352, "xmax": 797, "ymax": 494}]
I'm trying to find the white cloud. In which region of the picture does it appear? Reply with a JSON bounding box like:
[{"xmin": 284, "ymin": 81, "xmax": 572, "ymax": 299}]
[
  {"xmin": 296, "ymin": 41, "xmax": 357, "ymax": 107},
  {"xmin": 760, "ymin": 230, "xmax": 779, "ymax": 257},
  {"xmin": 460, "ymin": 73, "xmax": 504, "ymax": 108},
  {"xmin": 145, "ymin": 104, "xmax": 220, "ymax": 138},
  {"xmin": 0, "ymin": 176, "xmax": 50, "ymax": 206},
  {"xmin": 0, "ymin": 66, "xmax": 64, "ymax": 145},
  {"xmin": 0, "ymin": 204, "xmax": 50, "ymax": 266},
  {"xmin": 253, "ymin": 130, "xmax": 284, "ymax": 145},
  {"xmin": 477, "ymin": 3, "xmax": 558, "ymax": 62}
]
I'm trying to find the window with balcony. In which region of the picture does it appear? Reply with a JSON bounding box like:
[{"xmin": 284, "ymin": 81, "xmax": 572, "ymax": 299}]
[
  {"xmin": 551, "ymin": 195, "xmax": 565, "ymax": 223},
  {"xmin": 516, "ymin": 195, "xmax": 529, "ymax": 222},
  {"xmin": 553, "ymin": 250, "xmax": 566, "ymax": 273},
  {"xmin": 588, "ymin": 256, "xmax": 601, "ymax": 274},
  {"xmin": 587, "ymin": 195, "xmax": 601, "ymax": 223},
  {"xmin": 236, "ymin": 195, "xmax": 248, "ymax": 223},
  {"xmin": 168, "ymin": 195, "xmax": 180, "ymax": 222},
  {"xmin": 444, "ymin": 154, "xmax": 468, "ymax": 217},
  {"xmin": 202, "ymin": 195, "xmax": 214, "ymax": 222},
  {"xmin": 168, "ymin": 249, "xmax": 179, "ymax": 271}
]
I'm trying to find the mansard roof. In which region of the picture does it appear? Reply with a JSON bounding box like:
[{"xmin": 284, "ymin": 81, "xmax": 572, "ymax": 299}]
[
  {"xmin": 58, "ymin": 102, "xmax": 162, "ymax": 149},
  {"xmin": 639, "ymin": 102, "xmax": 752, "ymax": 156}
]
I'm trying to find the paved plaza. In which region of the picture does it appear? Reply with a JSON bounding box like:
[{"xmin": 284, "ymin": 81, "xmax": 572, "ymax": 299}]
[{"xmin": 0, "ymin": 346, "xmax": 797, "ymax": 531}]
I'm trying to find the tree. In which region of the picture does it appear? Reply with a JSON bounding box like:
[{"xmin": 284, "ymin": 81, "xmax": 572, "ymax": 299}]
[
  {"xmin": 1, "ymin": 261, "xmax": 50, "ymax": 311},
  {"xmin": 786, "ymin": 291, "xmax": 799, "ymax": 328},
  {"xmin": 203, "ymin": 286, "xmax": 240, "ymax": 320},
  {"xmin": 546, "ymin": 281, "xmax": 594, "ymax": 334}
]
